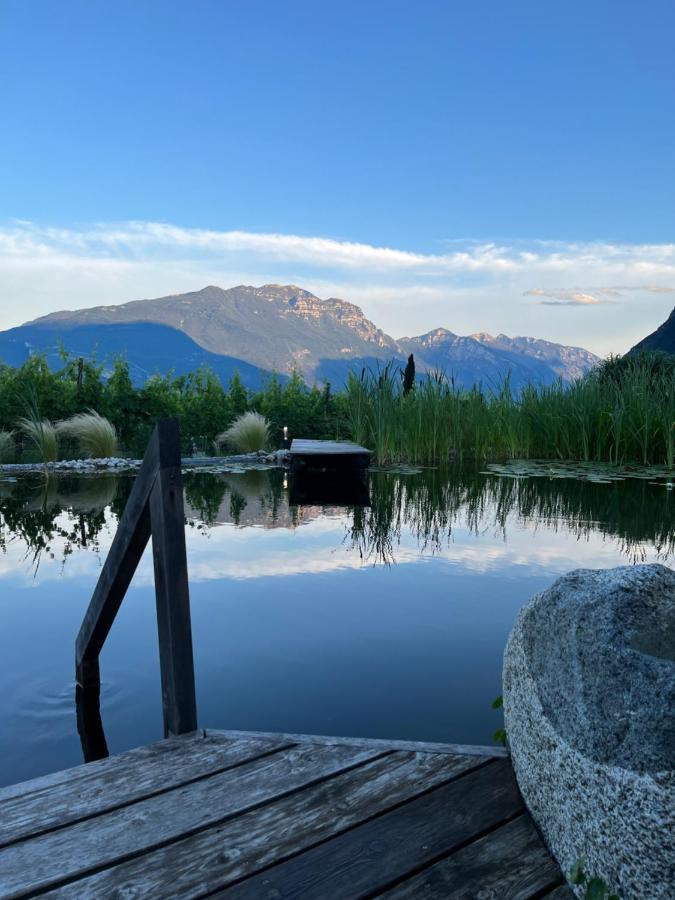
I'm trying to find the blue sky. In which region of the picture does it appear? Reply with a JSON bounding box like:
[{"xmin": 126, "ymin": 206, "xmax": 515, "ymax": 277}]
[{"xmin": 1, "ymin": 0, "xmax": 674, "ymax": 354}]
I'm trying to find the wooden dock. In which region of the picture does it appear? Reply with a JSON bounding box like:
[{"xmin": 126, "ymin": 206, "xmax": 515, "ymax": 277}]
[
  {"xmin": 0, "ymin": 729, "xmax": 571, "ymax": 899},
  {"xmin": 289, "ymin": 439, "xmax": 372, "ymax": 475},
  {"xmin": 0, "ymin": 422, "xmax": 572, "ymax": 898}
]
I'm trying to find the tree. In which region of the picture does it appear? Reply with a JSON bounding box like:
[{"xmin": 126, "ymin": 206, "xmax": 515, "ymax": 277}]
[{"xmin": 402, "ymin": 354, "xmax": 416, "ymax": 395}]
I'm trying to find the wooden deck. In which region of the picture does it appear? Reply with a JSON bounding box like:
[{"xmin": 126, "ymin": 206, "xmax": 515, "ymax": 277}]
[
  {"xmin": 289, "ymin": 439, "xmax": 372, "ymax": 475},
  {"xmin": 0, "ymin": 729, "xmax": 571, "ymax": 899}
]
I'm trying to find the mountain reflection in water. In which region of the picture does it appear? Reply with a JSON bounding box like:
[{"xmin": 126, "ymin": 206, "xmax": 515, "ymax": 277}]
[{"xmin": 0, "ymin": 464, "xmax": 672, "ymax": 570}]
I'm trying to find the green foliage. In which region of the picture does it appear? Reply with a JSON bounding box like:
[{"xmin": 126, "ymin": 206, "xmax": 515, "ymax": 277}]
[
  {"xmin": 216, "ymin": 411, "xmax": 271, "ymax": 453},
  {"xmin": 252, "ymin": 370, "xmax": 341, "ymax": 445},
  {"xmin": 57, "ymin": 410, "xmax": 119, "ymax": 458},
  {"xmin": 492, "ymin": 728, "xmax": 507, "ymax": 747},
  {"xmin": 0, "ymin": 350, "xmax": 671, "ymax": 467},
  {"xmin": 491, "ymin": 693, "xmax": 507, "ymax": 746},
  {"xmin": 344, "ymin": 354, "xmax": 674, "ymax": 466},
  {"xmin": 16, "ymin": 397, "xmax": 59, "ymax": 468},
  {"xmin": 569, "ymin": 859, "xmax": 620, "ymax": 899}
]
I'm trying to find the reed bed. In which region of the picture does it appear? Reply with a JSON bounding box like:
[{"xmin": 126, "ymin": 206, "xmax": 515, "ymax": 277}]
[{"xmin": 345, "ymin": 355, "xmax": 675, "ymax": 467}]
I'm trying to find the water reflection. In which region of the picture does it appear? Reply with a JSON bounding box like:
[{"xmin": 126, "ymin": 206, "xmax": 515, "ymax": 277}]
[
  {"xmin": 0, "ymin": 475, "xmax": 120, "ymax": 571},
  {"xmin": 1, "ymin": 465, "xmax": 672, "ymax": 571},
  {"xmin": 0, "ymin": 463, "xmax": 673, "ymax": 785},
  {"xmin": 352, "ymin": 469, "xmax": 674, "ymax": 565}
]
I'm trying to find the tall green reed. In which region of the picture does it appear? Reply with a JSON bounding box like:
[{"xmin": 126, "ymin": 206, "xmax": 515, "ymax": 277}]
[{"xmin": 344, "ymin": 353, "xmax": 674, "ymax": 466}]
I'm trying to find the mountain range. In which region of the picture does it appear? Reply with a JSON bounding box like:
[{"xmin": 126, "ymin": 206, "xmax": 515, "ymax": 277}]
[{"xmin": 0, "ymin": 284, "xmax": 601, "ymax": 390}]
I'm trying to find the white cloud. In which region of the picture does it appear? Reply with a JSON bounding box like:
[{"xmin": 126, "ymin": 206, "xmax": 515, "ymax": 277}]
[
  {"xmin": 524, "ymin": 289, "xmax": 606, "ymax": 306},
  {"xmin": 0, "ymin": 219, "xmax": 673, "ymax": 355}
]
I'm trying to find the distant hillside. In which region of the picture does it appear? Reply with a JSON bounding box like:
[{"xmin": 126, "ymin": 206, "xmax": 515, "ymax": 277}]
[
  {"xmin": 629, "ymin": 306, "xmax": 675, "ymax": 354},
  {"xmin": 399, "ymin": 329, "xmax": 597, "ymax": 389},
  {"xmin": 0, "ymin": 321, "xmax": 271, "ymax": 388},
  {"xmin": 29, "ymin": 284, "xmax": 397, "ymax": 379},
  {"xmin": 3, "ymin": 283, "xmax": 600, "ymax": 388}
]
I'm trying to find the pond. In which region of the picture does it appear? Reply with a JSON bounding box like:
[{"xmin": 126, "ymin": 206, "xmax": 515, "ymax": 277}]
[{"xmin": 0, "ymin": 462, "xmax": 672, "ymax": 788}]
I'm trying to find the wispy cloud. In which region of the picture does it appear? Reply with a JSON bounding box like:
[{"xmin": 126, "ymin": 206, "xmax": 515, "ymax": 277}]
[
  {"xmin": 524, "ymin": 289, "xmax": 606, "ymax": 306},
  {"xmin": 524, "ymin": 283, "xmax": 675, "ymax": 307},
  {"xmin": 0, "ymin": 219, "xmax": 673, "ymax": 356},
  {"xmin": 3, "ymin": 220, "xmax": 675, "ymax": 278}
]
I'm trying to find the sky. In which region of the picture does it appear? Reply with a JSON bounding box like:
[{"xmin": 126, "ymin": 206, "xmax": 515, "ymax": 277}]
[{"xmin": 1, "ymin": 0, "xmax": 674, "ymax": 355}]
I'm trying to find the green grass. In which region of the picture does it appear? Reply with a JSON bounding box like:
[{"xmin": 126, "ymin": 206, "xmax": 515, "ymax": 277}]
[
  {"xmin": 16, "ymin": 415, "xmax": 59, "ymax": 468},
  {"xmin": 57, "ymin": 410, "xmax": 119, "ymax": 458},
  {"xmin": 344, "ymin": 353, "xmax": 675, "ymax": 466},
  {"xmin": 215, "ymin": 411, "xmax": 271, "ymax": 453}
]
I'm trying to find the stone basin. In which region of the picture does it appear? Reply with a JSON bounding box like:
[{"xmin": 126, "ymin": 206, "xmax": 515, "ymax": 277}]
[{"xmin": 503, "ymin": 565, "xmax": 674, "ymax": 899}]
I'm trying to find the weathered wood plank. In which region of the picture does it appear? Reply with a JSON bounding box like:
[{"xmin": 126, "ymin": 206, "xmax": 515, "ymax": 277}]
[
  {"xmin": 0, "ymin": 734, "xmax": 291, "ymax": 848},
  {"xmin": 149, "ymin": 457, "xmax": 197, "ymax": 736},
  {"xmin": 0, "ymin": 744, "xmax": 381, "ymax": 897},
  {"xmin": 43, "ymin": 751, "xmax": 483, "ymax": 899},
  {"xmin": 207, "ymin": 727, "xmax": 508, "ymax": 758},
  {"xmin": 378, "ymin": 814, "xmax": 564, "ymax": 899},
  {"xmin": 213, "ymin": 759, "xmax": 522, "ymax": 899},
  {"xmin": 541, "ymin": 885, "xmax": 576, "ymax": 899},
  {"xmin": 0, "ymin": 730, "xmax": 213, "ymax": 803}
]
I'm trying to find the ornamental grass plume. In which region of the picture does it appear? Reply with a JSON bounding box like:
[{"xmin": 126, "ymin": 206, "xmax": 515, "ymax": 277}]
[
  {"xmin": 215, "ymin": 411, "xmax": 271, "ymax": 453},
  {"xmin": 17, "ymin": 415, "xmax": 59, "ymax": 469},
  {"xmin": 57, "ymin": 410, "xmax": 119, "ymax": 459}
]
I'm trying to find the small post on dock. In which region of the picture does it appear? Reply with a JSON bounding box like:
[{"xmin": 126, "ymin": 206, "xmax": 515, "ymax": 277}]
[{"xmin": 75, "ymin": 419, "xmax": 197, "ymax": 738}]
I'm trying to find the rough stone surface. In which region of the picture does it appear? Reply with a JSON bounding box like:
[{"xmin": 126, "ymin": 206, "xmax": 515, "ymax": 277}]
[{"xmin": 503, "ymin": 565, "xmax": 675, "ymax": 899}]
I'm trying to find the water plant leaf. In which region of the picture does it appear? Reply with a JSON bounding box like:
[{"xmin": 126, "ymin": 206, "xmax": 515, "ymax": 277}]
[
  {"xmin": 586, "ymin": 877, "xmax": 610, "ymax": 900},
  {"xmin": 569, "ymin": 859, "xmax": 586, "ymax": 885},
  {"xmin": 491, "ymin": 695, "xmax": 503, "ymax": 709},
  {"xmin": 492, "ymin": 728, "xmax": 507, "ymax": 747}
]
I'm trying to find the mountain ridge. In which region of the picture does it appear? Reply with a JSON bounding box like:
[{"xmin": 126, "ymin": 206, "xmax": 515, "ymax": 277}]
[
  {"xmin": 629, "ymin": 306, "xmax": 675, "ymax": 355},
  {"xmin": 8, "ymin": 283, "xmax": 600, "ymax": 389}
]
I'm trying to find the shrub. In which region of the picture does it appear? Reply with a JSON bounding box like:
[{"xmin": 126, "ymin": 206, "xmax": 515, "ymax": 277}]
[
  {"xmin": 215, "ymin": 411, "xmax": 270, "ymax": 453},
  {"xmin": 57, "ymin": 410, "xmax": 119, "ymax": 459}
]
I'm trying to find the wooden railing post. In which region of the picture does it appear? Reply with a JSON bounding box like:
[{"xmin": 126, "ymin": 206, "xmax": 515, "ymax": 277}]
[
  {"xmin": 75, "ymin": 418, "xmax": 197, "ymax": 738},
  {"xmin": 149, "ymin": 421, "xmax": 197, "ymax": 736}
]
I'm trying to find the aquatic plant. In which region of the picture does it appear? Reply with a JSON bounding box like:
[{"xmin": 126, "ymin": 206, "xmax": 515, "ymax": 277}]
[
  {"xmin": 569, "ymin": 859, "xmax": 619, "ymax": 899},
  {"xmin": 491, "ymin": 694, "xmax": 507, "ymax": 746},
  {"xmin": 343, "ymin": 352, "xmax": 675, "ymax": 467},
  {"xmin": 57, "ymin": 410, "xmax": 119, "ymax": 459},
  {"xmin": 215, "ymin": 411, "xmax": 271, "ymax": 453},
  {"xmin": 0, "ymin": 430, "xmax": 15, "ymax": 463}
]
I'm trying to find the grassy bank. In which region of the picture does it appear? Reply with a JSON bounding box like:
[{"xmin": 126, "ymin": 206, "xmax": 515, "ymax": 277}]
[{"xmin": 0, "ymin": 351, "xmax": 672, "ymax": 466}]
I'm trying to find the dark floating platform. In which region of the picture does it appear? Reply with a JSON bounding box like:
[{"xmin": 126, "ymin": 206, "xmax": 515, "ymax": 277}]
[
  {"xmin": 289, "ymin": 439, "xmax": 372, "ymax": 475},
  {"xmin": 0, "ymin": 729, "xmax": 571, "ymax": 898}
]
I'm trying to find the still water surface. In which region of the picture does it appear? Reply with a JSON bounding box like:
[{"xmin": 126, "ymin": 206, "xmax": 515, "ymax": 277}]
[{"xmin": 0, "ymin": 464, "xmax": 672, "ymax": 787}]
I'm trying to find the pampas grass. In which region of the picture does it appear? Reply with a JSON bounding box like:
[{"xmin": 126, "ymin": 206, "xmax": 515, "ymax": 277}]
[
  {"xmin": 0, "ymin": 430, "xmax": 15, "ymax": 463},
  {"xmin": 215, "ymin": 412, "xmax": 270, "ymax": 453},
  {"xmin": 17, "ymin": 415, "xmax": 59, "ymax": 468},
  {"xmin": 57, "ymin": 410, "xmax": 119, "ymax": 459}
]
